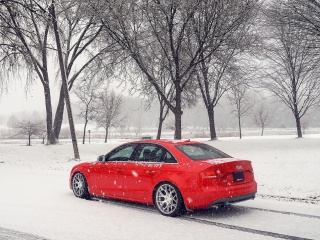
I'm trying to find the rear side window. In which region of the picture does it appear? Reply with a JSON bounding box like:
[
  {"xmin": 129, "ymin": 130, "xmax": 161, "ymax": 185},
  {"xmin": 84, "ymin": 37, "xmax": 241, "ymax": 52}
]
[
  {"xmin": 134, "ymin": 143, "xmax": 177, "ymax": 163},
  {"xmin": 137, "ymin": 144, "xmax": 163, "ymax": 162},
  {"xmin": 175, "ymin": 144, "xmax": 230, "ymax": 160}
]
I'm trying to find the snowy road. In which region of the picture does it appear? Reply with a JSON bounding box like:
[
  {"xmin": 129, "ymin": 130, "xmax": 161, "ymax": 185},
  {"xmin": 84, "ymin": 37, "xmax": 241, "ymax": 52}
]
[
  {"xmin": 92, "ymin": 196, "xmax": 320, "ymax": 239},
  {"xmin": 1, "ymin": 137, "xmax": 320, "ymax": 239},
  {"xmin": 1, "ymin": 165, "xmax": 320, "ymax": 240}
]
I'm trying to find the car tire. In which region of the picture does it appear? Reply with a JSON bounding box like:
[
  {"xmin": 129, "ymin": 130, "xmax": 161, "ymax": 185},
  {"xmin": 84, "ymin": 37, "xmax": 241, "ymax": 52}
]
[
  {"xmin": 72, "ymin": 172, "xmax": 90, "ymax": 199},
  {"xmin": 154, "ymin": 182, "xmax": 184, "ymax": 217}
]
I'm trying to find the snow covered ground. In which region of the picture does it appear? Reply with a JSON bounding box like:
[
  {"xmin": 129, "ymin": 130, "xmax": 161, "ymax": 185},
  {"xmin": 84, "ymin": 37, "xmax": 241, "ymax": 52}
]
[{"xmin": 0, "ymin": 135, "xmax": 320, "ymax": 239}]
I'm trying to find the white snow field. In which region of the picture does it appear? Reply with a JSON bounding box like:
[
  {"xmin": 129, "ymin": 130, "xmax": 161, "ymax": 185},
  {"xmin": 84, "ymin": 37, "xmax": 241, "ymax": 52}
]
[{"xmin": 0, "ymin": 135, "xmax": 320, "ymax": 240}]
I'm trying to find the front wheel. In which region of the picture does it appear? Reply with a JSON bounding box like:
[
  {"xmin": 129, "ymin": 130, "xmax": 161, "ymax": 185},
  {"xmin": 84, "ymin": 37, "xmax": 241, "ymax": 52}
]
[
  {"xmin": 154, "ymin": 183, "xmax": 184, "ymax": 217},
  {"xmin": 72, "ymin": 172, "xmax": 90, "ymax": 199}
]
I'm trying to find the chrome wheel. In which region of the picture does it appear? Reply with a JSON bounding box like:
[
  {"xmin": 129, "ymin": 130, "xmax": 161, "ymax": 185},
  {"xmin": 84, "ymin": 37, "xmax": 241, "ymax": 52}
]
[
  {"xmin": 72, "ymin": 172, "xmax": 89, "ymax": 198},
  {"xmin": 155, "ymin": 183, "xmax": 183, "ymax": 217}
]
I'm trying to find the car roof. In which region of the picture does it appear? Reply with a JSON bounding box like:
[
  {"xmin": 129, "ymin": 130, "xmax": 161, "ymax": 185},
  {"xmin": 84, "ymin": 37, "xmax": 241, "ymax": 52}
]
[{"xmin": 131, "ymin": 139, "xmax": 202, "ymax": 146}]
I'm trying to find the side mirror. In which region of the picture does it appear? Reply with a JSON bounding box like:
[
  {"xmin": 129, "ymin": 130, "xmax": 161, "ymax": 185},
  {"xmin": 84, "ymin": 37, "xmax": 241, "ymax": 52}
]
[{"xmin": 97, "ymin": 155, "xmax": 105, "ymax": 162}]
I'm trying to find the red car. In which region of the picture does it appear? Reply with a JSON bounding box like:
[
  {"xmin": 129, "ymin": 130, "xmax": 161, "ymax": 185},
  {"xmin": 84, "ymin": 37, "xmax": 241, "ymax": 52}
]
[{"xmin": 70, "ymin": 140, "xmax": 257, "ymax": 217}]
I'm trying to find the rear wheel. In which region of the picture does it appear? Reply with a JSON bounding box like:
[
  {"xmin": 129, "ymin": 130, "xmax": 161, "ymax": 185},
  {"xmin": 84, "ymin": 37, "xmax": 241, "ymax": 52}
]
[
  {"xmin": 154, "ymin": 183, "xmax": 184, "ymax": 217},
  {"xmin": 72, "ymin": 172, "xmax": 90, "ymax": 199}
]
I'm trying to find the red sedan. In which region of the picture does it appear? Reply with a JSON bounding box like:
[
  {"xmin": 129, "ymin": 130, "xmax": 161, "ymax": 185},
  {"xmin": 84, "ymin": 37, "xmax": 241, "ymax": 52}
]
[{"xmin": 70, "ymin": 140, "xmax": 257, "ymax": 217}]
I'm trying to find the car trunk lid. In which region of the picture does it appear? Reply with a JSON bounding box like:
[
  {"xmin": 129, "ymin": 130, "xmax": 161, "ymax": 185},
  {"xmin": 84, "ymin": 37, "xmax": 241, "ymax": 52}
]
[{"xmin": 199, "ymin": 158, "xmax": 254, "ymax": 186}]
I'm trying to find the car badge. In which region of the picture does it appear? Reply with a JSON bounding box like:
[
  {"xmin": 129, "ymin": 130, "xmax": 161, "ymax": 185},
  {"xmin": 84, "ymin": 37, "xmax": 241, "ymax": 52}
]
[{"xmin": 236, "ymin": 165, "xmax": 243, "ymax": 170}]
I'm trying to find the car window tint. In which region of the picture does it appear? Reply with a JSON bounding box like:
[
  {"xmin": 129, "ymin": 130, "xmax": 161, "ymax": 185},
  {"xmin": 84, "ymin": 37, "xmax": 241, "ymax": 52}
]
[
  {"xmin": 136, "ymin": 144, "xmax": 178, "ymax": 163},
  {"xmin": 108, "ymin": 144, "xmax": 136, "ymax": 161},
  {"xmin": 163, "ymin": 151, "xmax": 177, "ymax": 163},
  {"xmin": 175, "ymin": 144, "xmax": 230, "ymax": 160},
  {"xmin": 138, "ymin": 144, "xmax": 163, "ymax": 162}
]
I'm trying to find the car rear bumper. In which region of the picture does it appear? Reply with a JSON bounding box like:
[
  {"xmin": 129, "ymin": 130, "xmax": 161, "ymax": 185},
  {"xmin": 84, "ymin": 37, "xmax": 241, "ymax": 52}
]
[
  {"xmin": 206, "ymin": 192, "xmax": 256, "ymax": 208},
  {"xmin": 183, "ymin": 180, "xmax": 257, "ymax": 210}
]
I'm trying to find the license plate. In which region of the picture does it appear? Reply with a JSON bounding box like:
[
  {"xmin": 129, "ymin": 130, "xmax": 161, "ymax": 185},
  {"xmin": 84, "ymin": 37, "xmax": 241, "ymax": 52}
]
[{"xmin": 233, "ymin": 171, "xmax": 244, "ymax": 182}]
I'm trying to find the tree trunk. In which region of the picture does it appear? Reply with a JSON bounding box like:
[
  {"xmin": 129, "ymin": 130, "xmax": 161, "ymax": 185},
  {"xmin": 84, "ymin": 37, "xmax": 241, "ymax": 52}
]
[
  {"xmin": 174, "ymin": 111, "xmax": 182, "ymax": 139},
  {"xmin": 157, "ymin": 118, "xmax": 164, "ymax": 140},
  {"xmin": 207, "ymin": 107, "xmax": 217, "ymax": 140},
  {"xmin": 174, "ymin": 85, "xmax": 182, "ymax": 140},
  {"xmin": 104, "ymin": 126, "xmax": 109, "ymax": 143},
  {"xmin": 43, "ymin": 83, "xmax": 56, "ymax": 144},
  {"xmin": 156, "ymin": 102, "xmax": 168, "ymax": 140},
  {"xmin": 53, "ymin": 87, "xmax": 65, "ymax": 140},
  {"xmin": 82, "ymin": 119, "xmax": 88, "ymax": 144},
  {"xmin": 157, "ymin": 103, "xmax": 164, "ymax": 140},
  {"xmin": 28, "ymin": 133, "xmax": 31, "ymax": 146},
  {"xmin": 51, "ymin": 1, "xmax": 80, "ymax": 159},
  {"xmin": 238, "ymin": 115, "xmax": 242, "ymax": 139},
  {"xmin": 293, "ymin": 105, "xmax": 302, "ymax": 138}
]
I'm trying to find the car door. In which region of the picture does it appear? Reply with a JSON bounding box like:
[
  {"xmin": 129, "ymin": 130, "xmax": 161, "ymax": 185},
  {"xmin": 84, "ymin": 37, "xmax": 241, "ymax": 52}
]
[
  {"xmin": 122, "ymin": 143, "xmax": 176, "ymax": 202},
  {"xmin": 93, "ymin": 143, "xmax": 138, "ymax": 198}
]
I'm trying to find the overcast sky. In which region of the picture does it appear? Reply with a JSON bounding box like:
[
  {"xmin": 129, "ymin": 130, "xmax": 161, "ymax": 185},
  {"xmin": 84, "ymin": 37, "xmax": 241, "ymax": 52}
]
[{"xmin": 0, "ymin": 82, "xmax": 50, "ymax": 116}]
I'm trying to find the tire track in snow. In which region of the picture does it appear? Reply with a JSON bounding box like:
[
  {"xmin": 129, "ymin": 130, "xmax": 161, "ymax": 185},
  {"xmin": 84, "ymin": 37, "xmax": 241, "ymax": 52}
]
[
  {"xmin": 257, "ymin": 194, "xmax": 320, "ymax": 204},
  {"xmin": 236, "ymin": 205, "xmax": 320, "ymax": 219},
  {"xmin": 0, "ymin": 227, "xmax": 49, "ymax": 240},
  {"xmin": 180, "ymin": 216, "xmax": 312, "ymax": 240},
  {"xmin": 92, "ymin": 197, "xmax": 313, "ymax": 239}
]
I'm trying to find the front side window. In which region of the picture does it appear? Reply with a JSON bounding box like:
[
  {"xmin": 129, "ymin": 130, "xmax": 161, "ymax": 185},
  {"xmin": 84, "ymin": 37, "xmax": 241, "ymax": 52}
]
[
  {"xmin": 175, "ymin": 143, "xmax": 230, "ymax": 160},
  {"xmin": 107, "ymin": 144, "xmax": 137, "ymax": 161}
]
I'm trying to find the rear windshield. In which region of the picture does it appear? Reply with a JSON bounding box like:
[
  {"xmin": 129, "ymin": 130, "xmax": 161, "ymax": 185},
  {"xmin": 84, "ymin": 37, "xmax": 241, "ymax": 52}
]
[{"xmin": 175, "ymin": 143, "xmax": 231, "ymax": 160}]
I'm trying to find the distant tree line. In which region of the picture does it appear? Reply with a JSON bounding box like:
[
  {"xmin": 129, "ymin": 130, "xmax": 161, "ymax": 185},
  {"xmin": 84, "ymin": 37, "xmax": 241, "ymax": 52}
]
[{"xmin": 1, "ymin": 0, "xmax": 320, "ymax": 148}]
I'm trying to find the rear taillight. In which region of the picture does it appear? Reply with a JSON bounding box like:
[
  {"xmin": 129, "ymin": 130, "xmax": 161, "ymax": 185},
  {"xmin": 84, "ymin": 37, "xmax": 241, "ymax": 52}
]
[
  {"xmin": 200, "ymin": 168, "xmax": 228, "ymax": 179},
  {"xmin": 215, "ymin": 169, "xmax": 228, "ymax": 178},
  {"xmin": 200, "ymin": 169, "xmax": 217, "ymax": 179}
]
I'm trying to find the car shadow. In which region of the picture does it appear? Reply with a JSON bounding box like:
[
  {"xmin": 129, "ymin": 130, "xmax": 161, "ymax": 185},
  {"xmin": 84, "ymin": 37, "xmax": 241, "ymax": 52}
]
[
  {"xmin": 91, "ymin": 196, "xmax": 157, "ymax": 212},
  {"xmin": 90, "ymin": 196, "xmax": 253, "ymax": 219},
  {"xmin": 185, "ymin": 204, "xmax": 253, "ymax": 220}
]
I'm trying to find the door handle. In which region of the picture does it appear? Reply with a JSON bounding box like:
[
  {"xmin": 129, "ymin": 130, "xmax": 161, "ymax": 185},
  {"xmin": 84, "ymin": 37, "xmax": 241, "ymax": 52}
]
[
  {"xmin": 146, "ymin": 170, "xmax": 155, "ymax": 175},
  {"xmin": 116, "ymin": 168, "xmax": 125, "ymax": 173}
]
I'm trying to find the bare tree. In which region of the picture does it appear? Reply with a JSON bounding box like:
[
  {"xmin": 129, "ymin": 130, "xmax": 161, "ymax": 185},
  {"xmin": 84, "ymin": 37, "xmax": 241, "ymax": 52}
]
[
  {"xmin": 228, "ymin": 82, "xmax": 253, "ymax": 139},
  {"xmin": 260, "ymin": 1, "xmax": 320, "ymax": 138},
  {"xmin": 51, "ymin": 0, "xmax": 117, "ymax": 140},
  {"xmin": 253, "ymin": 104, "xmax": 272, "ymax": 136},
  {"xmin": 287, "ymin": 0, "xmax": 320, "ymax": 41},
  {"xmin": 139, "ymin": 84, "xmax": 172, "ymax": 140},
  {"xmin": 13, "ymin": 119, "xmax": 45, "ymax": 146},
  {"xmin": 88, "ymin": 0, "xmax": 258, "ymax": 139},
  {"xmin": 74, "ymin": 77, "xmax": 100, "ymax": 144},
  {"xmin": 0, "ymin": 0, "xmax": 115, "ymax": 147},
  {"xmin": 196, "ymin": 55, "xmax": 250, "ymax": 140},
  {"xmin": 50, "ymin": 0, "xmax": 80, "ymax": 159},
  {"xmin": 0, "ymin": 0, "xmax": 57, "ymax": 144},
  {"xmin": 127, "ymin": 59, "xmax": 174, "ymax": 140},
  {"xmin": 94, "ymin": 89, "xmax": 125, "ymax": 143},
  {"xmin": 129, "ymin": 62, "xmax": 197, "ymax": 139},
  {"xmin": 194, "ymin": 1, "xmax": 260, "ymax": 140}
]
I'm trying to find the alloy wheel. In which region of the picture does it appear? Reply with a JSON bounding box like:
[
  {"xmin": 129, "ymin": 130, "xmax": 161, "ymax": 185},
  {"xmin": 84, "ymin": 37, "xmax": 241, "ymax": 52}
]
[
  {"xmin": 72, "ymin": 172, "xmax": 86, "ymax": 197},
  {"xmin": 155, "ymin": 183, "xmax": 182, "ymax": 216}
]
